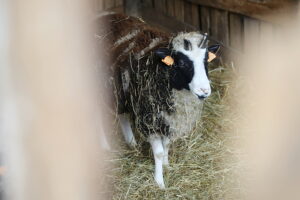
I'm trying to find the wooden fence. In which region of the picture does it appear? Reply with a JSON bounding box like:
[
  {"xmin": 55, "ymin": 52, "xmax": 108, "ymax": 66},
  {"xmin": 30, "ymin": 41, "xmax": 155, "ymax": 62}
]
[
  {"xmin": 94, "ymin": 0, "xmax": 123, "ymax": 13},
  {"xmin": 94, "ymin": 0, "xmax": 298, "ymax": 60},
  {"xmin": 137, "ymin": 0, "xmax": 298, "ymax": 57}
]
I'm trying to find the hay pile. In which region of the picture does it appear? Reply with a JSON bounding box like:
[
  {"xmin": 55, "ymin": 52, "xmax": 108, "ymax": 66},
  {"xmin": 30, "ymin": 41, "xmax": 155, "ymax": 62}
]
[{"xmin": 106, "ymin": 63, "xmax": 242, "ymax": 199}]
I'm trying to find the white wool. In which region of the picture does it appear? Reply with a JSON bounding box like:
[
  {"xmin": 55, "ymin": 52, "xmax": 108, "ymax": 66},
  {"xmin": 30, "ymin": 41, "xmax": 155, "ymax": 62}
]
[
  {"xmin": 115, "ymin": 41, "xmax": 135, "ymax": 61},
  {"xmin": 172, "ymin": 32, "xmax": 211, "ymax": 98},
  {"xmin": 114, "ymin": 29, "xmax": 140, "ymax": 47},
  {"xmin": 161, "ymin": 89, "xmax": 203, "ymax": 141},
  {"xmin": 134, "ymin": 37, "xmax": 162, "ymax": 59},
  {"xmin": 172, "ymin": 32, "xmax": 206, "ymax": 51}
]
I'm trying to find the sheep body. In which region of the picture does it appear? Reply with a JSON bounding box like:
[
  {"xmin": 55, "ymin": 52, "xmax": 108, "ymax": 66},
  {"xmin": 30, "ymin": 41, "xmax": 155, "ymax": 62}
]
[{"xmin": 95, "ymin": 13, "xmax": 208, "ymax": 188}]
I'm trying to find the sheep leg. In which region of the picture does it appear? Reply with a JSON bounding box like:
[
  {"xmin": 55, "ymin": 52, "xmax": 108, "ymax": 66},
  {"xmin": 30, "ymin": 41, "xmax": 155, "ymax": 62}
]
[
  {"xmin": 119, "ymin": 114, "xmax": 137, "ymax": 147},
  {"xmin": 162, "ymin": 136, "xmax": 170, "ymax": 166},
  {"xmin": 149, "ymin": 136, "xmax": 165, "ymax": 189}
]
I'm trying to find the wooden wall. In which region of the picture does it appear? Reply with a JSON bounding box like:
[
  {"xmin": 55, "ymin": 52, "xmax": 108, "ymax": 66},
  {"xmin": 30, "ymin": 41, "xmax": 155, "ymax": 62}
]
[
  {"xmin": 138, "ymin": 0, "xmax": 298, "ymax": 57},
  {"xmin": 94, "ymin": 0, "xmax": 123, "ymax": 13}
]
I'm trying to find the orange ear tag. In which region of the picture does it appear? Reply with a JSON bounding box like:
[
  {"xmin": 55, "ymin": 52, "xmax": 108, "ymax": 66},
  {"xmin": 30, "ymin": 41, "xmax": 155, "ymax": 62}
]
[
  {"xmin": 208, "ymin": 52, "xmax": 217, "ymax": 62},
  {"xmin": 162, "ymin": 56, "xmax": 174, "ymax": 66}
]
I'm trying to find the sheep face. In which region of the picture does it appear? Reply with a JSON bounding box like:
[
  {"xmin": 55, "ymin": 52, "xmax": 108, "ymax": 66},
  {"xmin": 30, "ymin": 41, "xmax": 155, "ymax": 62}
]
[{"xmin": 155, "ymin": 32, "xmax": 219, "ymax": 100}]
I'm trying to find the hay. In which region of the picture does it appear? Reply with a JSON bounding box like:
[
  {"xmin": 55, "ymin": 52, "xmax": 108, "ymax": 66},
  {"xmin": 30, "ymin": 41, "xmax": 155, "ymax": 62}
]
[{"xmin": 106, "ymin": 63, "xmax": 242, "ymax": 199}]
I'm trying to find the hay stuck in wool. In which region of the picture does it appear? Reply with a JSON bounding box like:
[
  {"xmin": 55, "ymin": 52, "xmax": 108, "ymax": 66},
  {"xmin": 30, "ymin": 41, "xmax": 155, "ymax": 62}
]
[{"xmin": 102, "ymin": 63, "xmax": 242, "ymax": 199}]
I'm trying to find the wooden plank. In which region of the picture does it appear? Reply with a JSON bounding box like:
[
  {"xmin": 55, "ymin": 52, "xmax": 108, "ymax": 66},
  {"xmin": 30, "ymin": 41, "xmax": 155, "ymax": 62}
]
[
  {"xmin": 115, "ymin": 0, "xmax": 123, "ymax": 7},
  {"xmin": 124, "ymin": 0, "xmax": 141, "ymax": 17},
  {"xmin": 200, "ymin": 6, "xmax": 210, "ymax": 34},
  {"xmin": 142, "ymin": 0, "xmax": 153, "ymax": 8},
  {"xmin": 184, "ymin": 2, "xmax": 200, "ymax": 29},
  {"xmin": 210, "ymin": 8, "xmax": 229, "ymax": 46},
  {"xmin": 260, "ymin": 21, "xmax": 274, "ymax": 46},
  {"xmin": 185, "ymin": 0, "xmax": 297, "ymax": 24},
  {"xmin": 95, "ymin": 0, "xmax": 104, "ymax": 12},
  {"xmin": 166, "ymin": 0, "xmax": 175, "ymax": 17},
  {"xmin": 244, "ymin": 17, "xmax": 260, "ymax": 54},
  {"xmin": 103, "ymin": 0, "xmax": 115, "ymax": 9},
  {"xmin": 174, "ymin": 0, "xmax": 184, "ymax": 21},
  {"xmin": 154, "ymin": 0, "xmax": 166, "ymax": 13},
  {"xmin": 140, "ymin": 7, "xmax": 197, "ymax": 33},
  {"xmin": 184, "ymin": 1, "xmax": 193, "ymax": 25},
  {"xmin": 229, "ymin": 13, "xmax": 244, "ymax": 51},
  {"xmin": 111, "ymin": 6, "xmax": 124, "ymax": 13},
  {"xmin": 190, "ymin": 4, "xmax": 200, "ymax": 28}
]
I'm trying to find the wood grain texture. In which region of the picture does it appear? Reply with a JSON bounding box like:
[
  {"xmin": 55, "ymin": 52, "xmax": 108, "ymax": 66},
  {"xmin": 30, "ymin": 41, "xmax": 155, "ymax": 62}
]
[
  {"xmin": 111, "ymin": 6, "xmax": 124, "ymax": 13},
  {"xmin": 190, "ymin": 4, "xmax": 200, "ymax": 28},
  {"xmin": 210, "ymin": 8, "xmax": 229, "ymax": 46},
  {"xmin": 174, "ymin": 0, "xmax": 184, "ymax": 21},
  {"xmin": 104, "ymin": 0, "xmax": 115, "ymax": 9},
  {"xmin": 140, "ymin": 7, "xmax": 197, "ymax": 33},
  {"xmin": 142, "ymin": 0, "xmax": 153, "ymax": 8},
  {"xmin": 124, "ymin": 0, "xmax": 141, "ymax": 16},
  {"xmin": 94, "ymin": 0, "xmax": 104, "ymax": 11},
  {"xmin": 115, "ymin": 0, "xmax": 123, "ymax": 7},
  {"xmin": 244, "ymin": 17, "xmax": 260, "ymax": 53},
  {"xmin": 184, "ymin": 2, "xmax": 200, "ymax": 29},
  {"xmin": 185, "ymin": 0, "xmax": 297, "ymax": 24},
  {"xmin": 200, "ymin": 6, "xmax": 210, "ymax": 34},
  {"xmin": 184, "ymin": 1, "xmax": 193, "ymax": 24},
  {"xmin": 154, "ymin": 0, "xmax": 166, "ymax": 13},
  {"xmin": 229, "ymin": 13, "xmax": 244, "ymax": 51},
  {"xmin": 166, "ymin": 0, "xmax": 175, "ymax": 17}
]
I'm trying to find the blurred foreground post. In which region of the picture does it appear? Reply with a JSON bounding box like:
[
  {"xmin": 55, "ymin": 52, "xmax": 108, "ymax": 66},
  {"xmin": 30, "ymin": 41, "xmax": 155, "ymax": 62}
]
[
  {"xmin": 238, "ymin": 17, "xmax": 300, "ymax": 200},
  {"xmin": 0, "ymin": 0, "xmax": 106, "ymax": 200}
]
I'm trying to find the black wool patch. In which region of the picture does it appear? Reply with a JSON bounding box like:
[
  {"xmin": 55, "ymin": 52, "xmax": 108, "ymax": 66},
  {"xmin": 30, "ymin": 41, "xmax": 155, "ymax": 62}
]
[{"xmin": 169, "ymin": 51, "xmax": 195, "ymax": 91}]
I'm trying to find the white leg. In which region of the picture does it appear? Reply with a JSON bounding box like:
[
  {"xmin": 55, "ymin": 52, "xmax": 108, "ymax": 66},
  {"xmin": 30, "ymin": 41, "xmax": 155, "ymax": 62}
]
[
  {"xmin": 119, "ymin": 114, "xmax": 137, "ymax": 147},
  {"xmin": 162, "ymin": 136, "xmax": 170, "ymax": 166},
  {"xmin": 149, "ymin": 136, "xmax": 165, "ymax": 189}
]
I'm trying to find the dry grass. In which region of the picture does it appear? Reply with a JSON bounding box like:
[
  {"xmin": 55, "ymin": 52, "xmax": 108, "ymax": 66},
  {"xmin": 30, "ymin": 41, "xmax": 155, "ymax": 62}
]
[{"xmin": 107, "ymin": 63, "xmax": 243, "ymax": 200}]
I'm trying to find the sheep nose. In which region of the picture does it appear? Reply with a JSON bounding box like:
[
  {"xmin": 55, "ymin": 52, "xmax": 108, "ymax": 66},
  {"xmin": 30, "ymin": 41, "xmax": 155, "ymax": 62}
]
[
  {"xmin": 197, "ymin": 94, "xmax": 208, "ymax": 100},
  {"xmin": 200, "ymin": 88, "xmax": 209, "ymax": 95}
]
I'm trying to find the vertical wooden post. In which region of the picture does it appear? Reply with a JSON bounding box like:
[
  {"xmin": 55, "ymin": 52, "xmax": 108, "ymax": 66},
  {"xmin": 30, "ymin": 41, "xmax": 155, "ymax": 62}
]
[
  {"xmin": 210, "ymin": 9, "xmax": 229, "ymax": 46},
  {"xmin": 104, "ymin": 0, "xmax": 115, "ymax": 10},
  {"xmin": 174, "ymin": 0, "xmax": 184, "ymax": 21},
  {"xmin": 2, "ymin": 1, "xmax": 105, "ymax": 200},
  {"xmin": 244, "ymin": 17, "xmax": 260, "ymax": 54},
  {"xmin": 200, "ymin": 6, "xmax": 210, "ymax": 34},
  {"xmin": 229, "ymin": 13, "xmax": 244, "ymax": 52},
  {"xmin": 166, "ymin": 0, "xmax": 175, "ymax": 17},
  {"xmin": 124, "ymin": 0, "xmax": 142, "ymax": 17},
  {"xmin": 184, "ymin": 2, "xmax": 200, "ymax": 28},
  {"xmin": 154, "ymin": 0, "xmax": 166, "ymax": 13}
]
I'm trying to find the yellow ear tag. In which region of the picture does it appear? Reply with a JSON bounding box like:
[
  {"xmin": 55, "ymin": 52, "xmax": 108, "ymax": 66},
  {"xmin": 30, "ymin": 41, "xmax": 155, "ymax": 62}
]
[
  {"xmin": 208, "ymin": 52, "xmax": 217, "ymax": 62},
  {"xmin": 162, "ymin": 56, "xmax": 174, "ymax": 66}
]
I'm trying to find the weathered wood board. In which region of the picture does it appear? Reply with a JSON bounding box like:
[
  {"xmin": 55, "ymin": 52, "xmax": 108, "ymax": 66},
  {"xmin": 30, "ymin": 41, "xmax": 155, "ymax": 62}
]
[{"xmin": 96, "ymin": 0, "xmax": 298, "ymax": 63}]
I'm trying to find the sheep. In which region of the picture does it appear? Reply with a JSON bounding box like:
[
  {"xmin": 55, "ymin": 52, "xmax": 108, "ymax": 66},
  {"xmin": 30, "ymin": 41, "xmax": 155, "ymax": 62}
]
[{"xmin": 95, "ymin": 13, "xmax": 220, "ymax": 188}]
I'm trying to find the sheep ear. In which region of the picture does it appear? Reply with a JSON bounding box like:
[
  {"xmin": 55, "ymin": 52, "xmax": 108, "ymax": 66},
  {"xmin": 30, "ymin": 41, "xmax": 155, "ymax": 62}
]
[
  {"xmin": 155, "ymin": 48, "xmax": 174, "ymax": 66},
  {"xmin": 207, "ymin": 44, "xmax": 220, "ymax": 62},
  {"xmin": 155, "ymin": 48, "xmax": 171, "ymax": 58},
  {"xmin": 208, "ymin": 44, "xmax": 220, "ymax": 54}
]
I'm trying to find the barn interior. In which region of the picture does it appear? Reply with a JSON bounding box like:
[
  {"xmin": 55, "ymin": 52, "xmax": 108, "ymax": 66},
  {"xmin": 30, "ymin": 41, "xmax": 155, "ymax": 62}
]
[{"xmin": 1, "ymin": 0, "xmax": 300, "ymax": 200}]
